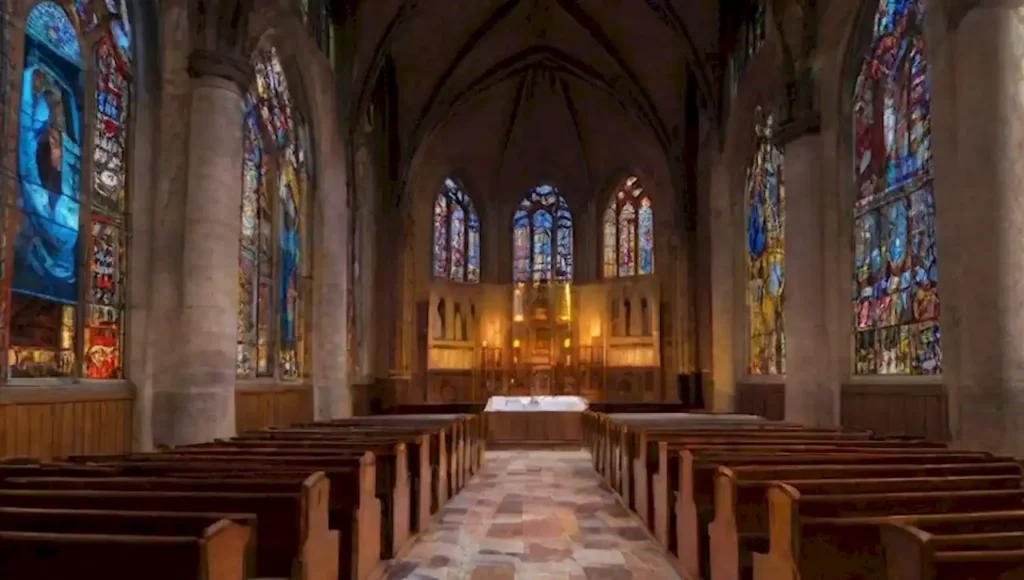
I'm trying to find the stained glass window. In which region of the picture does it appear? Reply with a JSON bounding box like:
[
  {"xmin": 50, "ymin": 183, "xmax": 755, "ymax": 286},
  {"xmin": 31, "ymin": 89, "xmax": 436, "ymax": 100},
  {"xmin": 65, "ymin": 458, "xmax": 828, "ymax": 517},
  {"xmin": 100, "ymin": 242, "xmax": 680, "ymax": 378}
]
[
  {"xmin": 237, "ymin": 45, "xmax": 313, "ymax": 380},
  {"xmin": 602, "ymin": 176, "xmax": 654, "ymax": 278},
  {"xmin": 10, "ymin": 2, "xmax": 85, "ymax": 378},
  {"xmin": 746, "ymin": 112, "xmax": 785, "ymax": 375},
  {"xmin": 852, "ymin": 0, "xmax": 939, "ymax": 375},
  {"xmin": 0, "ymin": 0, "xmax": 10, "ymax": 365},
  {"xmin": 512, "ymin": 185, "xmax": 573, "ymax": 283},
  {"xmin": 85, "ymin": 0, "xmax": 131, "ymax": 379},
  {"xmin": 430, "ymin": 178, "xmax": 479, "ymax": 283}
]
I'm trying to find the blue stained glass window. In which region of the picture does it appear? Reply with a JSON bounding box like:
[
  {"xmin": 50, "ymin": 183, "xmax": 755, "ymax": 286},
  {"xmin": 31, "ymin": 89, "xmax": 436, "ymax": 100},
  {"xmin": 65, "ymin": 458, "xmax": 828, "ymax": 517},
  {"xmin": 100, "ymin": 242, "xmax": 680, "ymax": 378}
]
[
  {"xmin": 852, "ymin": 0, "xmax": 939, "ymax": 375},
  {"xmin": 512, "ymin": 185, "xmax": 573, "ymax": 283},
  {"xmin": 431, "ymin": 178, "xmax": 480, "ymax": 283},
  {"xmin": 26, "ymin": 2, "xmax": 82, "ymax": 63},
  {"xmin": 603, "ymin": 175, "xmax": 653, "ymax": 278}
]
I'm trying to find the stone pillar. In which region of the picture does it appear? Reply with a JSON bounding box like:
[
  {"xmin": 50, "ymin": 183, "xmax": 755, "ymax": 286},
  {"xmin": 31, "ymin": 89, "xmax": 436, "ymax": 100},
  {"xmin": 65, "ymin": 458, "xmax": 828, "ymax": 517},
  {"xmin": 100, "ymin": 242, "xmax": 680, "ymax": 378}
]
[
  {"xmin": 313, "ymin": 80, "xmax": 352, "ymax": 420},
  {"xmin": 152, "ymin": 49, "xmax": 252, "ymax": 446},
  {"xmin": 946, "ymin": 6, "xmax": 1024, "ymax": 456},
  {"xmin": 708, "ymin": 157, "xmax": 736, "ymax": 411},
  {"xmin": 781, "ymin": 133, "xmax": 831, "ymax": 426}
]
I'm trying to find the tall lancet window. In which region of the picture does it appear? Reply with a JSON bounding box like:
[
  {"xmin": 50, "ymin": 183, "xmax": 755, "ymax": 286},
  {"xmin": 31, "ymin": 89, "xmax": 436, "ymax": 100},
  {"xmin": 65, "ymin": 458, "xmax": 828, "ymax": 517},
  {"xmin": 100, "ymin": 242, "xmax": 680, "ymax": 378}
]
[
  {"xmin": 431, "ymin": 178, "xmax": 480, "ymax": 283},
  {"xmin": 602, "ymin": 175, "xmax": 654, "ymax": 278},
  {"xmin": 237, "ymin": 44, "xmax": 313, "ymax": 380},
  {"xmin": 852, "ymin": 0, "xmax": 939, "ymax": 375},
  {"xmin": 512, "ymin": 185, "xmax": 573, "ymax": 283},
  {"xmin": 8, "ymin": 1, "xmax": 133, "ymax": 379},
  {"xmin": 746, "ymin": 111, "xmax": 785, "ymax": 376}
]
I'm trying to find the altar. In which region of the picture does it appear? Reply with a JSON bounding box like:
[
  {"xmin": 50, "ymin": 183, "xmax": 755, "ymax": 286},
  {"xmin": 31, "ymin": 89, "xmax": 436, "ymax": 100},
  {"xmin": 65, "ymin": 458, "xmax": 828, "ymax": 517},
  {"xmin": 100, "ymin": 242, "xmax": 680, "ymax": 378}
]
[{"xmin": 484, "ymin": 395, "xmax": 588, "ymax": 448}]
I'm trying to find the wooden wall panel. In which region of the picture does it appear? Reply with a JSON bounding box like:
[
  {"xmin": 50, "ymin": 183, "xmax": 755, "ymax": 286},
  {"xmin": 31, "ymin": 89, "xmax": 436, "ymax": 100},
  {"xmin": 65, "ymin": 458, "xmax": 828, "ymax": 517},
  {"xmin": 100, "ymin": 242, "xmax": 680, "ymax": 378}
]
[
  {"xmin": 734, "ymin": 382, "xmax": 785, "ymax": 420},
  {"xmin": 841, "ymin": 383, "xmax": 949, "ymax": 441},
  {"xmin": 0, "ymin": 391, "xmax": 133, "ymax": 460},
  {"xmin": 235, "ymin": 385, "xmax": 313, "ymax": 432}
]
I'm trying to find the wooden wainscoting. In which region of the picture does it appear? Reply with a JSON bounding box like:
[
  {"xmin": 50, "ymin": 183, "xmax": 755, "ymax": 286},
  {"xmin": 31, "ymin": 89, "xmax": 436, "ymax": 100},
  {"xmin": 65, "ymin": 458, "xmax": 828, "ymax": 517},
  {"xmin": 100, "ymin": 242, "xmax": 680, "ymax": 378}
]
[
  {"xmin": 604, "ymin": 367, "xmax": 661, "ymax": 401},
  {"xmin": 0, "ymin": 386, "xmax": 134, "ymax": 460},
  {"xmin": 734, "ymin": 382, "xmax": 785, "ymax": 420},
  {"xmin": 235, "ymin": 384, "xmax": 313, "ymax": 432},
  {"xmin": 841, "ymin": 382, "xmax": 949, "ymax": 441},
  {"xmin": 426, "ymin": 370, "xmax": 475, "ymax": 403}
]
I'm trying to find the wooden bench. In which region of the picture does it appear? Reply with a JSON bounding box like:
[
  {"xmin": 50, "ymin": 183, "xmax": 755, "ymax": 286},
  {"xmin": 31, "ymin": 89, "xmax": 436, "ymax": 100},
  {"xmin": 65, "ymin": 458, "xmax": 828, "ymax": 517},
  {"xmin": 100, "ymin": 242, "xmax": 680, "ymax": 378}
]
[
  {"xmin": 752, "ymin": 485, "xmax": 1024, "ymax": 580},
  {"xmin": 671, "ymin": 449, "xmax": 1002, "ymax": 580},
  {"xmin": 0, "ymin": 486, "xmax": 324, "ymax": 579},
  {"xmin": 709, "ymin": 466, "xmax": 1023, "ymax": 580},
  {"xmin": 97, "ymin": 449, "xmax": 394, "ymax": 568},
  {"xmin": 0, "ymin": 507, "xmax": 258, "ymax": 572},
  {"xmin": 0, "ymin": 522, "xmax": 250, "ymax": 580},
  {"xmin": 880, "ymin": 512, "xmax": 1024, "ymax": 579},
  {"xmin": 641, "ymin": 439, "xmax": 968, "ymax": 555}
]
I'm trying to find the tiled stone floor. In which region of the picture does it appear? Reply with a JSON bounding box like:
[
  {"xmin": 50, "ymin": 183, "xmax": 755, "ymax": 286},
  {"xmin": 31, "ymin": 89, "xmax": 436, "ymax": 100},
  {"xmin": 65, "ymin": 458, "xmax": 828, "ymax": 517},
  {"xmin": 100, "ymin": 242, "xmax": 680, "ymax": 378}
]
[{"xmin": 386, "ymin": 450, "xmax": 682, "ymax": 579}]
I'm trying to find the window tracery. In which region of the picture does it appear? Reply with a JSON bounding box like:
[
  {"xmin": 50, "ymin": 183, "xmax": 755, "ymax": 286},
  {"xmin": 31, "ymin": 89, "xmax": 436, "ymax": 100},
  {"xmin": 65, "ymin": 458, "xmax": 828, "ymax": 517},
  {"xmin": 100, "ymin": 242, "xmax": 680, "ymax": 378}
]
[
  {"xmin": 512, "ymin": 185, "xmax": 573, "ymax": 283},
  {"xmin": 602, "ymin": 175, "xmax": 654, "ymax": 278}
]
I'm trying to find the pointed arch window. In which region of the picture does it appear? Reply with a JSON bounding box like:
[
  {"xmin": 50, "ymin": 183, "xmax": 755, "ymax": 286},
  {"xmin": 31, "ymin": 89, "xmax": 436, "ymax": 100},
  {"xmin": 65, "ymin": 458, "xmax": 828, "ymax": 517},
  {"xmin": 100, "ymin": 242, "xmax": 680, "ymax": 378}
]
[
  {"xmin": 7, "ymin": 1, "xmax": 132, "ymax": 379},
  {"xmin": 513, "ymin": 185, "xmax": 573, "ymax": 283},
  {"xmin": 432, "ymin": 178, "xmax": 480, "ymax": 283},
  {"xmin": 746, "ymin": 112, "xmax": 785, "ymax": 375},
  {"xmin": 852, "ymin": 0, "xmax": 939, "ymax": 375},
  {"xmin": 237, "ymin": 45, "xmax": 314, "ymax": 381},
  {"xmin": 603, "ymin": 175, "xmax": 654, "ymax": 278}
]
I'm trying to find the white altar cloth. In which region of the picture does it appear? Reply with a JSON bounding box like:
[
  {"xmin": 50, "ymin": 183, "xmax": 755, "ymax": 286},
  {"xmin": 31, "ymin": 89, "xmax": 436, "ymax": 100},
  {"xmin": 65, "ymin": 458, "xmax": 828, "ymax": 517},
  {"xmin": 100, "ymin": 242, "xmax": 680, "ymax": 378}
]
[{"xmin": 484, "ymin": 395, "xmax": 588, "ymax": 412}]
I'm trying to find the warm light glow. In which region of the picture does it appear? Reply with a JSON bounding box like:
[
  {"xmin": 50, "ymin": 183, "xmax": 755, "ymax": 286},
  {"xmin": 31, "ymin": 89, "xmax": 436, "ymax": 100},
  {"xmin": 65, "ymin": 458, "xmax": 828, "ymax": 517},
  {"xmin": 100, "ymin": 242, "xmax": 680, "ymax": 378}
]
[
  {"xmin": 563, "ymin": 283, "xmax": 572, "ymax": 321},
  {"xmin": 563, "ymin": 338, "xmax": 571, "ymax": 348},
  {"xmin": 482, "ymin": 340, "xmax": 488, "ymax": 348},
  {"xmin": 590, "ymin": 318, "xmax": 602, "ymax": 338},
  {"xmin": 512, "ymin": 339, "xmax": 521, "ymax": 349},
  {"xmin": 514, "ymin": 314, "xmax": 524, "ymax": 322}
]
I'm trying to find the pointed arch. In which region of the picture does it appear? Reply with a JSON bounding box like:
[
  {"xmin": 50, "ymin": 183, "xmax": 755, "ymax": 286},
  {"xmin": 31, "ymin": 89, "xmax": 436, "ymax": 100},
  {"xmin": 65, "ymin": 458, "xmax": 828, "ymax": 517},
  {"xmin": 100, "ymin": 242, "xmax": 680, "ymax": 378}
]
[
  {"xmin": 512, "ymin": 185, "xmax": 573, "ymax": 283},
  {"xmin": 602, "ymin": 175, "xmax": 654, "ymax": 278},
  {"xmin": 746, "ymin": 111, "xmax": 785, "ymax": 376},
  {"xmin": 851, "ymin": 0, "xmax": 939, "ymax": 375},
  {"xmin": 431, "ymin": 177, "xmax": 480, "ymax": 283},
  {"xmin": 237, "ymin": 42, "xmax": 314, "ymax": 381}
]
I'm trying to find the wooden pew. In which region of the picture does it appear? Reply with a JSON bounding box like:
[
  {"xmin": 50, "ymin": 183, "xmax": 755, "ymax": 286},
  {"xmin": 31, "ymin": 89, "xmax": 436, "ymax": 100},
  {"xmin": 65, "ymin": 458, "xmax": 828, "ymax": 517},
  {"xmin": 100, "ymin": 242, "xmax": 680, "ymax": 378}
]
[
  {"xmin": 672, "ymin": 449, "xmax": 1002, "ymax": 580},
  {"xmin": 752, "ymin": 484, "xmax": 1024, "ymax": 580},
  {"xmin": 0, "ymin": 486, "xmax": 324, "ymax": 580},
  {"xmin": 642, "ymin": 438, "xmax": 962, "ymax": 554},
  {"xmin": 96, "ymin": 448, "xmax": 397, "ymax": 567},
  {"xmin": 880, "ymin": 512, "xmax": 1024, "ymax": 579},
  {"xmin": 0, "ymin": 507, "xmax": 258, "ymax": 573},
  {"xmin": 241, "ymin": 427, "xmax": 451, "ymax": 512},
  {"xmin": 0, "ymin": 521, "xmax": 251, "ymax": 580},
  {"xmin": 168, "ymin": 442, "xmax": 412, "ymax": 556},
  {"xmin": 202, "ymin": 434, "xmax": 434, "ymax": 535},
  {"xmin": 709, "ymin": 465, "xmax": 1023, "ymax": 580}
]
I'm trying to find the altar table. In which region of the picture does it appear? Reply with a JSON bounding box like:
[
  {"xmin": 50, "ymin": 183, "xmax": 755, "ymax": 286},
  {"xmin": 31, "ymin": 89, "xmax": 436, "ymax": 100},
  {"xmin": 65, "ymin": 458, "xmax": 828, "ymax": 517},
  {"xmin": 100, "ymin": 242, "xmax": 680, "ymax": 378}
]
[{"xmin": 484, "ymin": 396, "xmax": 588, "ymax": 448}]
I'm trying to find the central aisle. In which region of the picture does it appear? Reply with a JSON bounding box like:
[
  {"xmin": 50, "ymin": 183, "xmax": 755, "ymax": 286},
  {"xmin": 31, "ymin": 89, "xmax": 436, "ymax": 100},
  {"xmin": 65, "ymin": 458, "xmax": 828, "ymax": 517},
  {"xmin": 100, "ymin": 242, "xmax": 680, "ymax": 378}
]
[{"xmin": 387, "ymin": 450, "xmax": 682, "ymax": 579}]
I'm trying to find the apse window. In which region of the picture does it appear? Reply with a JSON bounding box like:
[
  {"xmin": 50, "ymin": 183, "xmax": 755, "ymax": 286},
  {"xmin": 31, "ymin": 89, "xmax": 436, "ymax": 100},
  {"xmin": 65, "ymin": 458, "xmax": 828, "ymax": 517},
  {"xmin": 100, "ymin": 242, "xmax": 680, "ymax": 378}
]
[
  {"xmin": 513, "ymin": 185, "xmax": 573, "ymax": 283},
  {"xmin": 432, "ymin": 178, "xmax": 480, "ymax": 283},
  {"xmin": 603, "ymin": 175, "xmax": 653, "ymax": 278}
]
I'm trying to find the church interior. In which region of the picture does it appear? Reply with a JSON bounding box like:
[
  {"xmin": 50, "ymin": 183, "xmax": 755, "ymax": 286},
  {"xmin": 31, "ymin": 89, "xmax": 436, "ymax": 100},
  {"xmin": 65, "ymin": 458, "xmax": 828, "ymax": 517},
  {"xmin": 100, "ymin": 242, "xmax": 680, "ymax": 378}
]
[{"xmin": 1, "ymin": 0, "xmax": 1023, "ymax": 578}]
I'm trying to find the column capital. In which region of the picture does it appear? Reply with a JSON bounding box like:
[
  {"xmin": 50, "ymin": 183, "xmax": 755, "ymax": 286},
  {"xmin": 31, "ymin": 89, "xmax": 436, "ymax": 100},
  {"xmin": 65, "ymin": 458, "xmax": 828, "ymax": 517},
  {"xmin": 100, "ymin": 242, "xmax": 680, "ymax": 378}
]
[{"xmin": 187, "ymin": 49, "xmax": 253, "ymax": 94}]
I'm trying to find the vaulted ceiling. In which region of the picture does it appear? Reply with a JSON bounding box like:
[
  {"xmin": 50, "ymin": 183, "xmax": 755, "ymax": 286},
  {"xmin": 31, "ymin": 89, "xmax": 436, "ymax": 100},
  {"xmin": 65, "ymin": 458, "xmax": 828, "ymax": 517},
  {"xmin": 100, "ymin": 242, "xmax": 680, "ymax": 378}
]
[{"xmin": 351, "ymin": 0, "xmax": 721, "ymax": 202}]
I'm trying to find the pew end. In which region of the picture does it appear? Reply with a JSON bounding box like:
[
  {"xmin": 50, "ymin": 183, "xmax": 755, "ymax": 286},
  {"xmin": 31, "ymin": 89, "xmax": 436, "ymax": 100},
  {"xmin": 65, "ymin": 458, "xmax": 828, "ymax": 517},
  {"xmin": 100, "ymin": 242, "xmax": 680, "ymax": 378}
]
[{"xmin": 755, "ymin": 483, "xmax": 800, "ymax": 580}]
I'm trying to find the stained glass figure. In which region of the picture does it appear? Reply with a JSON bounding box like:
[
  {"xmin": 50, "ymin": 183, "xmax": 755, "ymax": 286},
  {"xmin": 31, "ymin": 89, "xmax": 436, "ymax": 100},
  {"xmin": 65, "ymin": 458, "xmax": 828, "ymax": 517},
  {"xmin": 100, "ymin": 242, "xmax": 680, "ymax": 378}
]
[
  {"xmin": 84, "ymin": 5, "xmax": 132, "ymax": 379},
  {"xmin": 238, "ymin": 44, "xmax": 312, "ymax": 380},
  {"xmin": 11, "ymin": 2, "xmax": 84, "ymax": 378},
  {"xmin": 602, "ymin": 176, "xmax": 653, "ymax": 278},
  {"xmin": 430, "ymin": 178, "xmax": 479, "ymax": 283},
  {"xmin": 852, "ymin": 0, "xmax": 939, "ymax": 375},
  {"xmin": 512, "ymin": 185, "xmax": 573, "ymax": 283},
  {"xmin": 746, "ymin": 112, "xmax": 786, "ymax": 375}
]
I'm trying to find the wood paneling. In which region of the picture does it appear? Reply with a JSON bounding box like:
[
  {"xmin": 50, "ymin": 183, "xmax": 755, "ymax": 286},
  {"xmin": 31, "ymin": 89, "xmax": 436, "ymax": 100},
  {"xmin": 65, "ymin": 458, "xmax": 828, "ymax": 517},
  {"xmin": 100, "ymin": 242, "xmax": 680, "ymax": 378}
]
[
  {"xmin": 734, "ymin": 382, "xmax": 785, "ymax": 420},
  {"xmin": 235, "ymin": 384, "xmax": 313, "ymax": 432},
  {"xmin": 426, "ymin": 370, "xmax": 475, "ymax": 403},
  {"xmin": 605, "ymin": 367, "xmax": 661, "ymax": 401},
  {"xmin": 0, "ymin": 389, "xmax": 133, "ymax": 459},
  {"xmin": 485, "ymin": 411, "xmax": 582, "ymax": 447},
  {"xmin": 841, "ymin": 382, "xmax": 949, "ymax": 441}
]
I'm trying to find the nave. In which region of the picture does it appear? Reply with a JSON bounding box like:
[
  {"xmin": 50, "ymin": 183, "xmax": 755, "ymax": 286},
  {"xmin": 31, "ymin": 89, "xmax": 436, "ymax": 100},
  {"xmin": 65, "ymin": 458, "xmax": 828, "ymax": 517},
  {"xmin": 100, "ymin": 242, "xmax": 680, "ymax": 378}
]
[{"xmin": 388, "ymin": 450, "xmax": 681, "ymax": 580}]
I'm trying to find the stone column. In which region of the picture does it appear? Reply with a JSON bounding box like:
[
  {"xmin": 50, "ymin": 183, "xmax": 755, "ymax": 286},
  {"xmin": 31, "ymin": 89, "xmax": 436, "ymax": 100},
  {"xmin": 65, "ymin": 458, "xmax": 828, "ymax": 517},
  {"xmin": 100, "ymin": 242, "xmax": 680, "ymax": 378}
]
[
  {"xmin": 708, "ymin": 157, "xmax": 736, "ymax": 411},
  {"xmin": 781, "ymin": 133, "xmax": 831, "ymax": 426},
  {"xmin": 946, "ymin": 5, "xmax": 1024, "ymax": 456},
  {"xmin": 313, "ymin": 80, "xmax": 352, "ymax": 420},
  {"xmin": 152, "ymin": 49, "xmax": 252, "ymax": 446}
]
